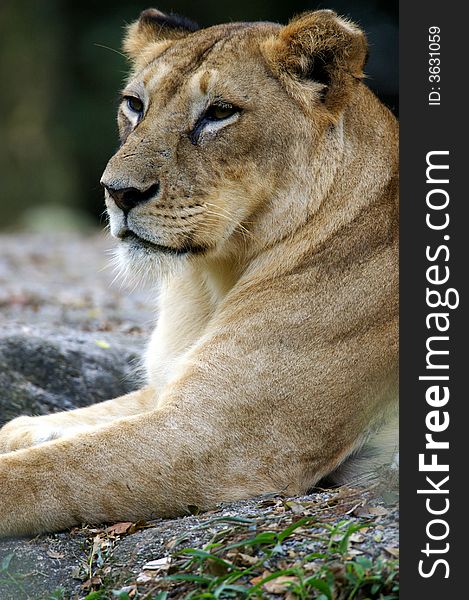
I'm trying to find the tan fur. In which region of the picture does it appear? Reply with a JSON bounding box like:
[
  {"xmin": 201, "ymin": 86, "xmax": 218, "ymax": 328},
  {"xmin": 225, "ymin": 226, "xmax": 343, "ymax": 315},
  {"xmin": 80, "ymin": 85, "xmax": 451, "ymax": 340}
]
[{"xmin": 0, "ymin": 9, "xmax": 398, "ymax": 536}]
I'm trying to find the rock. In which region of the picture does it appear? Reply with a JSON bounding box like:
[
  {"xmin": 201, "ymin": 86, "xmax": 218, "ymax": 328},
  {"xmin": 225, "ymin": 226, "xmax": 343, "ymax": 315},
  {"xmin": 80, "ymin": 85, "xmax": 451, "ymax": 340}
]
[
  {"xmin": 0, "ymin": 325, "xmax": 143, "ymax": 425},
  {"xmin": 0, "ymin": 531, "xmax": 88, "ymax": 600}
]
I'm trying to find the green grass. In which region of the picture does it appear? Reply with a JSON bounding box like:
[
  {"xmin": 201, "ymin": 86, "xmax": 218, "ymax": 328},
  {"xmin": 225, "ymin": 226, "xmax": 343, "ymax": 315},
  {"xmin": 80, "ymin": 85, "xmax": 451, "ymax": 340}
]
[
  {"xmin": 130, "ymin": 517, "xmax": 399, "ymax": 599},
  {"xmin": 0, "ymin": 512, "xmax": 397, "ymax": 600},
  {"xmin": 44, "ymin": 492, "xmax": 398, "ymax": 600}
]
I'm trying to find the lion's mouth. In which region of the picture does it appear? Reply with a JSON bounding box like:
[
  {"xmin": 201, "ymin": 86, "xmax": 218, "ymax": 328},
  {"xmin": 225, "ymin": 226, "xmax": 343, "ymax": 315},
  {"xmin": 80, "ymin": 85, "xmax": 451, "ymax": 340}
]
[{"xmin": 121, "ymin": 230, "xmax": 206, "ymax": 256}]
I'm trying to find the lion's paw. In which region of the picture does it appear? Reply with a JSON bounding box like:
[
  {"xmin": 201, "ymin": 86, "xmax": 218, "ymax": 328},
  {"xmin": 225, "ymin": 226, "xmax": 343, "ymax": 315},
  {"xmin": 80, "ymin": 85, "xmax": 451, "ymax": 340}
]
[{"xmin": 0, "ymin": 416, "xmax": 65, "ymax": 454}]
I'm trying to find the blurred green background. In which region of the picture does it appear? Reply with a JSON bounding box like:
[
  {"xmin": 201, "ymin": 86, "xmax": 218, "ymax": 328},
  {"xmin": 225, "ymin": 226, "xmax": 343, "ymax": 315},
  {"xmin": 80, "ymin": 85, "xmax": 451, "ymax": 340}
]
[{"xmin": 0, "ymin": 0, "xmax": 397, "ymax": 231}]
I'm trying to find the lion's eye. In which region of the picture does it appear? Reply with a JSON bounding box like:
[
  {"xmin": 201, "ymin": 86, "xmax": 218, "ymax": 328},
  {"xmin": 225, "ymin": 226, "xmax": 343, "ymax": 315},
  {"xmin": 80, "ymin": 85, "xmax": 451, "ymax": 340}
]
[
  {"xmin": 125, "ymin": 96, "xmax": 144, "ymax": 114},
  {"xmin": 205, "ymin": 103, "xmax": 238, "ymax": 121},
  {"xmin": 189, "ymin": 102, "xmax": 240, "ymax": 145}
]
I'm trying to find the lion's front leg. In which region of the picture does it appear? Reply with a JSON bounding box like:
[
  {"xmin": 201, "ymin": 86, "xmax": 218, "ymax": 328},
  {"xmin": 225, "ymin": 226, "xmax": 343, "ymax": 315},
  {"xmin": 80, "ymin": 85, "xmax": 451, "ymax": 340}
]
[
  {"xmin": 0, "ymin": 399, "xmax": 284, "ymax": 537},
  {"xmin": 0, "ymin": 386, "xmax": 156, "ymax": 454}
]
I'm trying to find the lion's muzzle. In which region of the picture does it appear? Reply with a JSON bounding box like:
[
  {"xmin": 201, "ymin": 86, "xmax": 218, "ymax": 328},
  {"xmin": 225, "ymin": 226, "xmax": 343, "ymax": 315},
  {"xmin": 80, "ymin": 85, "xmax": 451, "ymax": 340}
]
[{"xmin": 101, "ymin": 180, "xmax": 160, "ymax": 214}]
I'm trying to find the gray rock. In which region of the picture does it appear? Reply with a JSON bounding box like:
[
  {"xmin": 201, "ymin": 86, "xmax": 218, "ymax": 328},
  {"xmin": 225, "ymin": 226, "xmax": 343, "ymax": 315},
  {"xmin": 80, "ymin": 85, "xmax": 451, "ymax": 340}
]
[{"xmin": 0, "ymin": 326, "xmax": 144, "ymax": 425}]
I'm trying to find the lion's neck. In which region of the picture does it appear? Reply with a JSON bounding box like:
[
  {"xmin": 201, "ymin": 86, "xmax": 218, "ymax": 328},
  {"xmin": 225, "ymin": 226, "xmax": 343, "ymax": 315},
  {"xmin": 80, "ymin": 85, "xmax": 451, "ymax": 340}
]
[{"xmin": 250, "ymin": 85, "xmax": 398, "ymax": 259}]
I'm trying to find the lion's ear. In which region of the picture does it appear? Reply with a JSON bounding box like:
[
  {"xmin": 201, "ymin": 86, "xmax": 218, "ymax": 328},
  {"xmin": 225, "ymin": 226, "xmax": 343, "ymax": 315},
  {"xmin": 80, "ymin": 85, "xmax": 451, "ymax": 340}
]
[
  {"xmin": 263, "ymin": 10, "xmax": 367, "ymax": 115},
  {"xmin": 124, "ymin": 8, "xmax": 199, "ymax": 61}
]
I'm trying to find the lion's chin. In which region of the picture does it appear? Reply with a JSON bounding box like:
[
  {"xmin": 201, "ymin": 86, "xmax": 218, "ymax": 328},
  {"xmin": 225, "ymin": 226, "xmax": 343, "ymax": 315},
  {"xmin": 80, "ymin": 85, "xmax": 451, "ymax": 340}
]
[
  {"xmin": 121, "ymin": 230, "xmax": 191, "ymax": 256},
  {"xmin": 112, "ymin": 237, "xmax": 188, "ymax": 288},
  {"xmin": 122, "ymin": 230, "xmax": 209, "ymax": 256}
]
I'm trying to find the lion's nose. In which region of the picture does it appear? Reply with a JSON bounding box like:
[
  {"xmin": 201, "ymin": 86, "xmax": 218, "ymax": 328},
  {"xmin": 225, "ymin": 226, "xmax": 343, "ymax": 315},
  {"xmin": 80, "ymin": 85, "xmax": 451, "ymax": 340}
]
[{"xmin": 102, "ymin": 181, "xmax": 160, "ymax": 213}]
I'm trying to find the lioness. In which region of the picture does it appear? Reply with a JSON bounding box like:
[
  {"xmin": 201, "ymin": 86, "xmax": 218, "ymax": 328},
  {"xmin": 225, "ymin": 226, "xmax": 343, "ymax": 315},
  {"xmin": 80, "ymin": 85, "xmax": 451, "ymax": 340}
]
[{"xmin": 0, "ymin": 8, "xmax": 398, "ymax": 536}]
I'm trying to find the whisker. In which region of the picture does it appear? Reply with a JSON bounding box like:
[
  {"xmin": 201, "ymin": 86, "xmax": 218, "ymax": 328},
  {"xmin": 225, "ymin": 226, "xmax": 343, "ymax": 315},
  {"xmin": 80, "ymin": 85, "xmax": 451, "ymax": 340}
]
[
  {"xmin": 203, "ymin": 203, "xmax": 259, "ymax": 238},
  {"xmin": 93, "ymin": 43, "xmax": 128, "ymax": 59},
  {"xmin": 204, "ymin": 208, "xmax": 261, "ymax": 246}
]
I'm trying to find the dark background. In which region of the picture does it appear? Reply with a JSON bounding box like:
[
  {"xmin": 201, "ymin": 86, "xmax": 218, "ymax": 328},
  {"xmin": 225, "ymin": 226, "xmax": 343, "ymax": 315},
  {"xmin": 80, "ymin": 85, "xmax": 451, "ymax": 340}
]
[{"xmin": 0, "ymin": 0, "xmax": 397, "ymax": 230}]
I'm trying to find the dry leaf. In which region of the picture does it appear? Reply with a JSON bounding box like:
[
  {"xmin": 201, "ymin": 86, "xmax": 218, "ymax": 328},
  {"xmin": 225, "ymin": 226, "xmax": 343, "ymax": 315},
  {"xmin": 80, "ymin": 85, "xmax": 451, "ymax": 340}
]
[
  {"xmin": 142, "ymin": 557, "xmax": 171, "ymax": 571},
  {"xmin": 237, "ymin": 552, "xmax": 259, "ymax": 566},
  {"xmin": 206, "ymin": 558, "xmax": 230, "ymax": 577},
  {"xmin": 384, "ymin": 546, "xmax": 399, "ymax": 558},
  {"xmin": 353, "ymin": 504, "xmax": 388, "ymax": 518},
  {"xmin": 105, "ymin": 521, "xmax": 133, "ymax": 536},
  {"xmin": 81, "ymin": 576, "xmax": 102, "ymax": 590},
  {"xmin": 250, "ymin": 570, "xmax": 271, "ymax": 585},
  {"xmin": 284, "ymin": 501, "xmax": 306, "ymax": 514},
  {"xmin": 106, "ymin": 520, "xmax": 149, "ymax": 537},
  {"xmin": 263, "ymin": 575, "xmax": 299, "ymax": 594},
  {"xmin": 368, "ymin": 506, "xmax": 388, "ymax": 516},
  {"xmin": 347, "ymin": 548, "xmax": 364, "ymax": 557},
  {"xmin": 165, "ymin": 538, "xmax": 178, "ymax": 551},
  {"xmin": 47, "ymin": 550, "xmax": 64, "ymax": 559},
  {"xmin": 303, "ymin": 562, "xmax": 320, "ymax": 573}
]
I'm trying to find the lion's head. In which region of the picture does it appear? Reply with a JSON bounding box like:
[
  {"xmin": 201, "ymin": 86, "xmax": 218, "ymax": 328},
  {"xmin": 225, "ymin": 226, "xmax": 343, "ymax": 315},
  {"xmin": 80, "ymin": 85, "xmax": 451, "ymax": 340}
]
[{"xmin": 101, "ymin": 9, "xmax": 368, "ymax": 279}]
